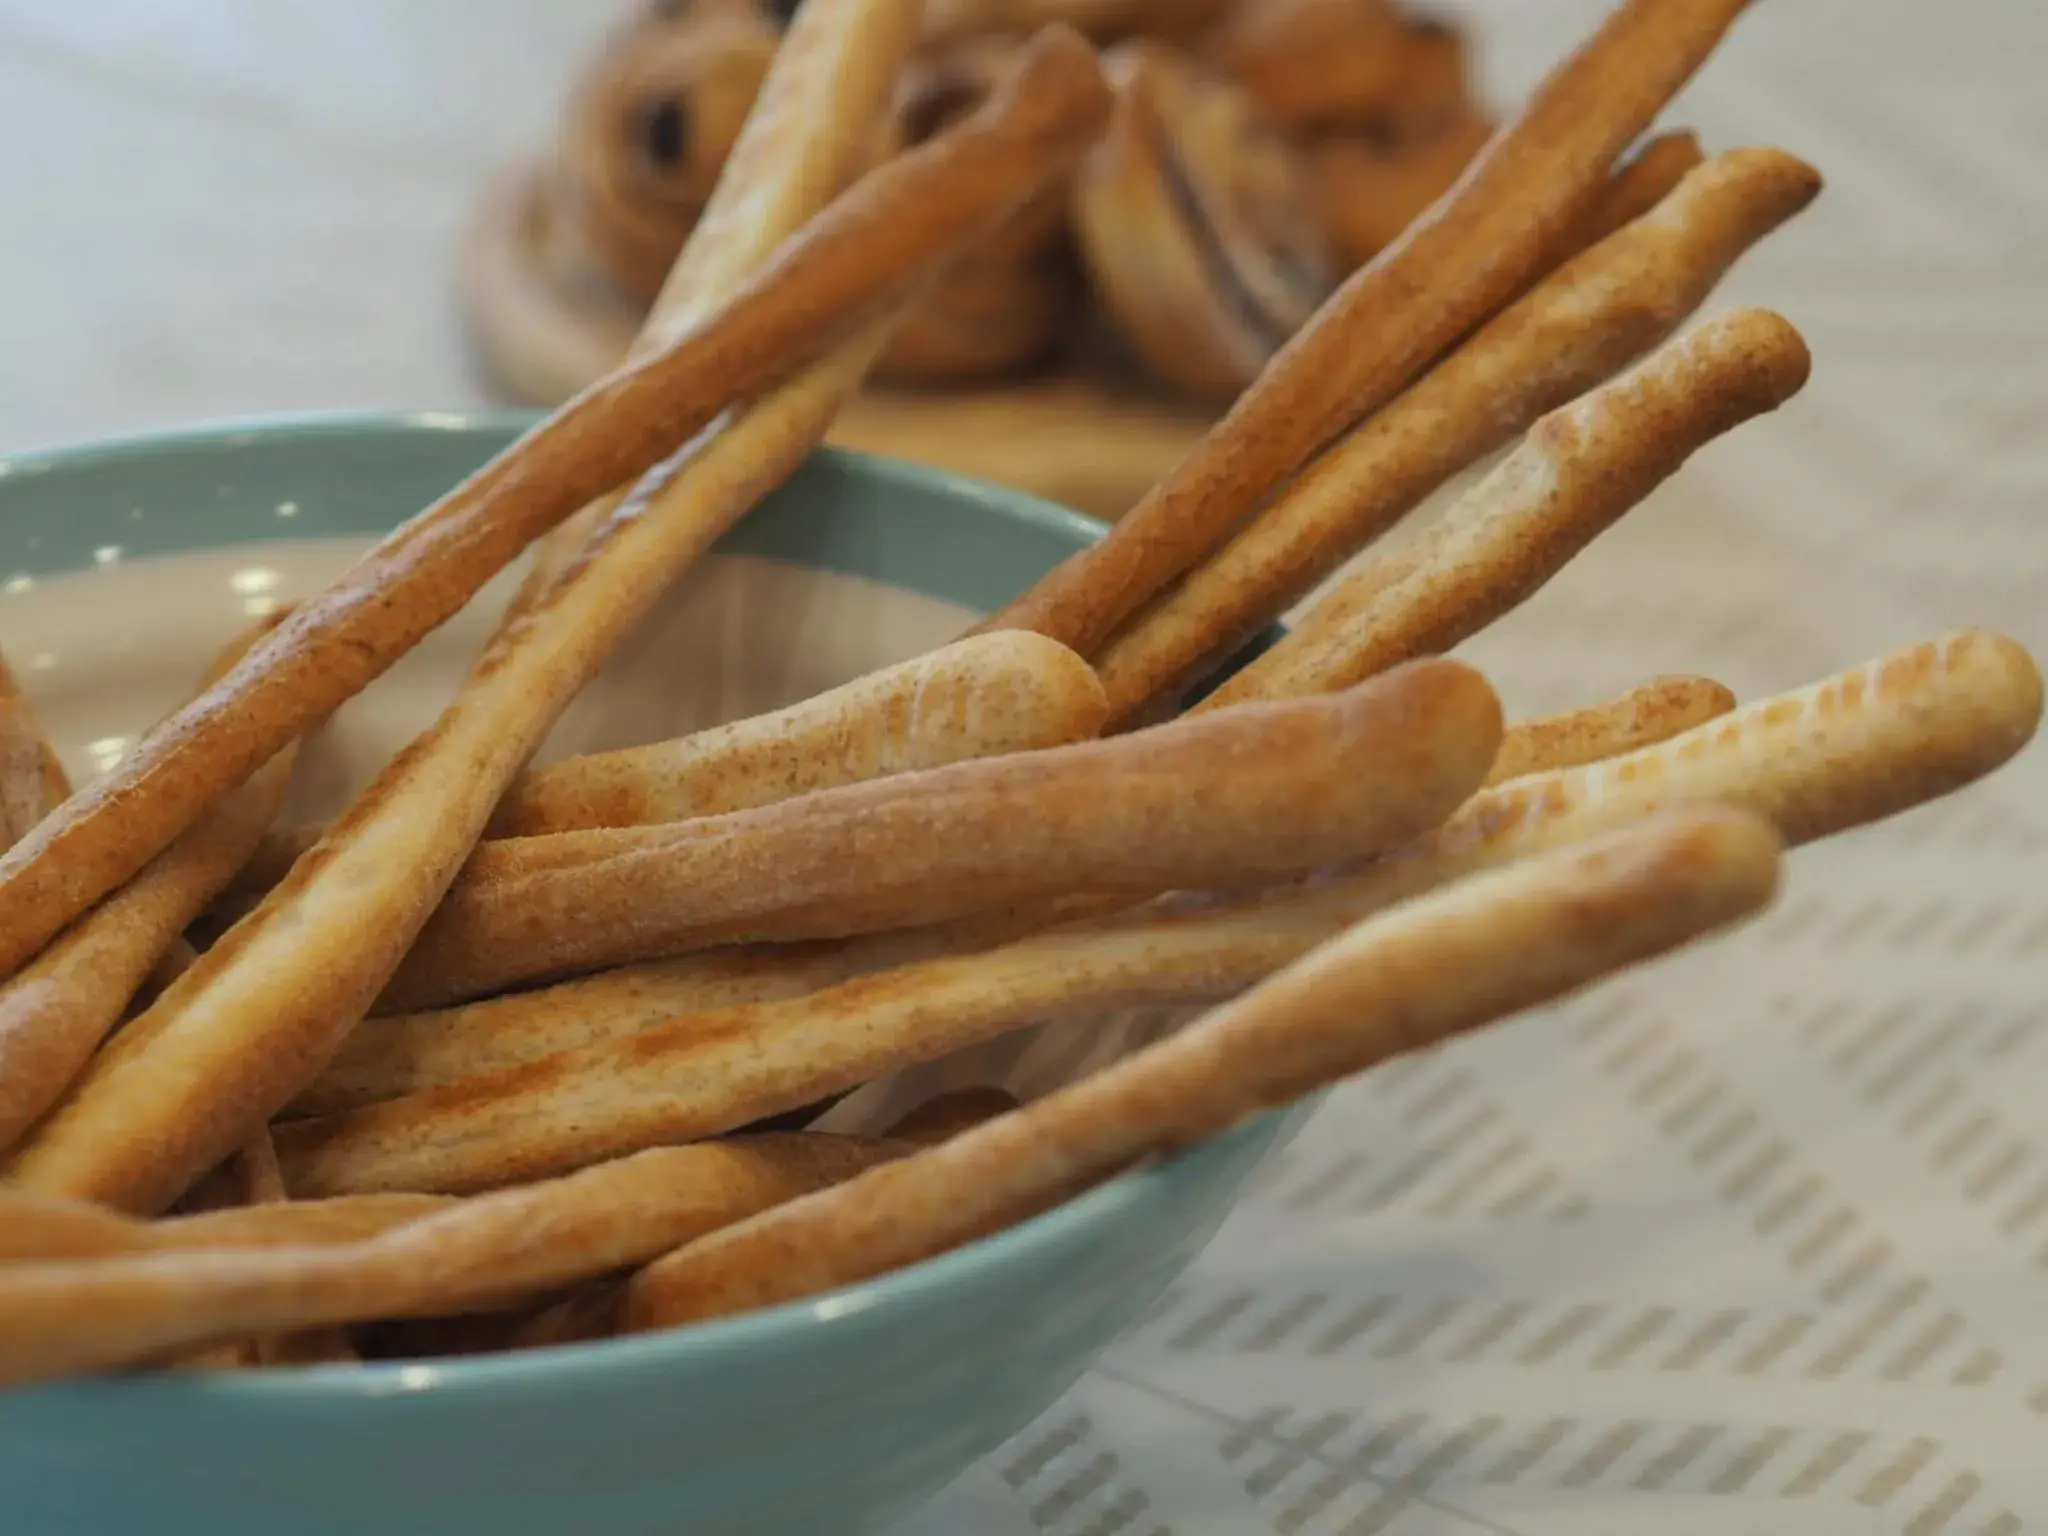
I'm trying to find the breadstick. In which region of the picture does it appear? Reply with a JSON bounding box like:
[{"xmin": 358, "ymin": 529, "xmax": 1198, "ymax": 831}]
[
  {"xmin": 233, "ymin": 630, "xmax": 1107, "ymax": 883},
  {"xmin": 0, "ymin": 623, "xmax": 299, "ymax": 1155},
  {"xmin": 0, "ymin": 1189, "xmax": 453, "ymax": 1263},
  {"xmin": 1565, "ymin": 129, "xmax": 1708, "ymax": 254},
  {"xmin": 1485, "ymin": 675, "xmax": 1734, "ymax": 786},
  {"xmin": 508, "ymin": 1082, "xmax": 1026, "ymax": 1347},
  {"xmin": 1198, "ymin": 308, "xmax": 1810, "ymax": 711},
  {"xmin": 292, "ymin": 925, "xmax": 1012, "ymax": 1119},
  {"xmin": 0, "ymin": 1133, "xmax": 917, "ymax": 1387},
  {"xmin": 0, "ymin": 649, "xmax": 69, "ymax": 846},
  {"xmin": 1091, "ymin": 150, "xmax": 1818, "ymax": 719},
  {"xmin": 374, "ymin": 659, "xmax": 1502, "ymax": 1011},
  {"xmin": 972, "ymin": 0, "xmax": 1761, "ymax": 656},
  {"xmin": 3, "ymin": 35, "xmax": 1112, "ymax": 1217},
  {"xmin": 202, "ymin": 1128, "xmax": 362, "ymax": 1367},
  {"xmin": 1231, "ymin": 631, "xmax": 2041, "ymax": 926},
  {"xmin": 622, "ymin": 807, "xmax": 1781, "ymax": 1328},
  {"xmin": 0, "ymin": 26, "xmax": 1113, "ymax": 982},
  {"xmin": 501, "ymin": 0, "xmax": 931, "ymax": 630}
]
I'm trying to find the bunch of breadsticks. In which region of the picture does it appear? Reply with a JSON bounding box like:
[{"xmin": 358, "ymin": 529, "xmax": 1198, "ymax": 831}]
[
  {"xmin": 477, "ymin": 0, "xmax": 1511, "ymax": 402},
  {"xmin": 0, "ymin": 0, "xmax": 2038, "ymax": 1390}
]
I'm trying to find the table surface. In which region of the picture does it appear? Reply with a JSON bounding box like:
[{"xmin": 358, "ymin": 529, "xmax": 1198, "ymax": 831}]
[{"xmin": 3, "ymin": 3, "xmax": 2047, "ymax": 1532}]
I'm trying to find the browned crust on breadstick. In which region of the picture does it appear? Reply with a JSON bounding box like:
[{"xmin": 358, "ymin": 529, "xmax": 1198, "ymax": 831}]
[
  {"xmin": 622, "ymin": 807, "xmax": 1781, "ymax": 1328},
  {"xmin": 495, "ymin": 631, "xmax": 1106, "ymax": 835},
  {"xmin": 373, "ymin": 659, "xmax": 1501, "ymax": 1011},
  {"xmin": 0, "ymin": 1188, "xmax": 454, "ymax": 1263},
  {"xmin": 292, "ymin": 923, "xmax": 1013, "ymax": 1118},
  {"xmin": 502, "ymin": 0, "xmax": 932, "ymax": 632},
  {"xmin": 2, "ymin": 37, "xmax": 1112, "ymax": 1218},
  {"xmin": 1198, "ymin": 308, "xmax": 1811, "ymax": 711},
  {"xmin": 1092, "ymin": 153, "xmax": 1820, "ymax": 721},
  {"xmin": 972, "ymin": 0, "xmax": 1761, "ymax": 656},
  {"xmin": 0, "ymin": 1133, "xmax": 917, "ymax": 1386},
  {"xmin": 0, "ymin": 26, "xmax": 1113, "ymax": 979},
  {"xmin": 1485, "ymin": 676, "xmax": 1736, "ymax": 787},
  {"xmin": 1233, "ymin": 631, "xmax": 2042, "ymax": 930},
  {"xmin": 1562, "ymin": 129, "xmax": 1709, "ymax": 257},
  {"xmin": 236, "ymin": 630, "xmax": 1107, "ymax": 877}
]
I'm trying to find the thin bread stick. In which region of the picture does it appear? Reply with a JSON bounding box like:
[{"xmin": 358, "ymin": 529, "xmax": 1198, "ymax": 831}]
[
  {"xmin": 1485, "ymin": 675, "xmax": 1735, "ymax": 786},
  {"xmin": 971, "ymin": 0, "xmax": 1762, "ymax": 656},
  {"xmin": 1090, "ymin": 151, "xmax": 1819, "ymax": 720},
  {"xmin": 1198, "ymin": 308, "xmax": 1811, "ymax": 711},
  {"xmin": 1566, "ymin": 129, "xmax": 1709, "ymax": 253},
  {"xmin": 292, "ymin": 924, "xmax": 1015, "ymax": 1118},
  {"xmin": 1227, "ymin": 631, "xmax": 2042, "ymax": 928},
  {"xmin": 373, "ymin": 659, "xmax": 1503, "ymax": 1011},
  {"xmin": 0, "ymin": 649, "xmax": 70, "ymax": 842},
  {"xmin": 3, "ymin": 37, "xmax": 1112, "ymax": 1217},
  {"xmin": 0, "ymin": 25, "xmax": 1113, "ymax": 980},
  {"xmin": 0, "ymin": 624, "xmax": 299, "ymax": 1156},
  {"xmin": 216, "ymin": 1129, "xmax": 362, "ymax": 1367},
  {"xmin": 279, "ymin": 850, "xmax": 1529, "ymax": 1196},
  {"xmin": 508, "ymin": 1082, "xmax": 1026, "ymax": 1347},
  {"xmin": 0, "ymin": 1190, "xmax": 455, "ymax": 1263},
  {"xmin": 622, "ymin": 807, "xmax": 1781, "ymax": 1328},
  {"xmin": 233, "ymin": 630, "xmax": 1106, "ymax": 883},
  {"xmin": 499, "ymin": 0, "xmax": 931, "ymax": 631},
  {"xmin": 0, "ymin": 1133, "xmax": 918, "ymax": 1387}
]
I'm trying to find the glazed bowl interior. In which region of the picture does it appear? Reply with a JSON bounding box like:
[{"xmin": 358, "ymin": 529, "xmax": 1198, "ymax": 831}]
[{"xmin": 0, "ymin": 413, "xmax": 1305, "ymax": 1536}]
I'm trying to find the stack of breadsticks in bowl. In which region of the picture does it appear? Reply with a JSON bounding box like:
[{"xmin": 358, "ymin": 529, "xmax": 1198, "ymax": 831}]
[{"xmin": 0, "ymin": 0, "xmax": 2039, "ymax": 1491}]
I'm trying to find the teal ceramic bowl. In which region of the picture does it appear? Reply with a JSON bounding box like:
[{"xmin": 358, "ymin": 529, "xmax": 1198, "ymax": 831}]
[{"xmin": 0, "ymin": 414, "xmax": 1306, "ymax": 1536}]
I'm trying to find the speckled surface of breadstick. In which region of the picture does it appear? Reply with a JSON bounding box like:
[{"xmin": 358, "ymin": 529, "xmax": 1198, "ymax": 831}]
[
  {"xmin": 492, "ymin": 630, "xmax": 1106, "ymax": 835},
  {"xmin": 0, "ymin": 1189, "xmax": 454, "ymax": 1263},
  {"xmin": 1092, "ymin": 152, "xmax": 1818, "ymax": 720},
  {"xmin": 2, "ymin": 35, "xmax": 1110, "ymax": 1216},
  {"xmin": 374, "ymin": 659, "xmax": 1501, "ymax": 1011},
  {"xmin": 1199, "ymin": 309, "xmax": 1810, "ymax": 711},
  {"xmin": 292, "ymin": 926, "xmax": 1005, "ymax": 1117},
  {"xmin": 974, "ymin": 0, "xmax": 1762, "ymax": 656},
  {"xmin": 622, "ymin": 808, "xmax": 1780, "ymax": 1328},
  {"xmin": 0, "ymin": 26, "xmax": 1111, "ymax": 983},
  {"xmin": 1485, "ymin": 675, "xmax": 1735, "ymax": 786},
  {"xmin": 0, "ymin": 1133, "xmax": 917, "ymax": 1386}
]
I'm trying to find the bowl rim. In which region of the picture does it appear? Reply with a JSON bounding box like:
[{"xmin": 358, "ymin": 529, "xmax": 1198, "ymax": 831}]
[{"xmin": 0, "ymin": 409, "xmax": 1294, "ymax": 1406}]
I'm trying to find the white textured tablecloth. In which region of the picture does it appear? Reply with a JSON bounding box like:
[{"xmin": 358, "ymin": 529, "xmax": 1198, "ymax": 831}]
[{"xmin": 2, "ymin": 3, "xmax": 2044, "ymax": 1531}]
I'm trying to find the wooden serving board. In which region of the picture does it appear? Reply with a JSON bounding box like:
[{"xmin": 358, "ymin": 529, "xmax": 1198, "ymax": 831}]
[{"xmin": 457, "ymin": 167, "xmax": 1212, "ymax": 521}]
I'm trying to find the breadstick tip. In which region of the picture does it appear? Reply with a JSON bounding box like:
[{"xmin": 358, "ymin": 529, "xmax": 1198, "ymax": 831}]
[
  {"xmin": 1003, "ymin": 22, "xmax": 1115, "ymax": 132},
  {"xmin": 1598, "ymin": 802, "xmax": 1785, "ymax": 920}
]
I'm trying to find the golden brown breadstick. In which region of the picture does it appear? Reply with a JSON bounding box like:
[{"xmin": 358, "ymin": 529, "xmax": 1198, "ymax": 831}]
[
  {"xmin": 623, "ymin": 806, "xmax": 1781, "ymax": 1328},
  {"xmin": 202, "ymin": 1129, "xmax": 362, "ymax": 1367},
  {"xmin": 1092, "ymin": 152, "xmax": 1820, "ymax": 719},
  {"xmin": 1565, "ymin": 129, "xmax": 1709, "ymax": 255},
  {"xmin": 1198, "ymin": 308, "xmax": 1810, "ymax": 711},
  {"xmin": 3, "ymin": 34, "xmax": 1112, "ymax": 1217},
  {"xmin": 0, "ymin": 1133, "xmax": 917, "ymax": 1387},
  {"xmin": 1485, "ymin": 675, "xmax": 1735, "ymax": 786},
  {"xmin": 0, "ymin": 25, "xmax": 1114, "ymax": 981},
  {"xmin": 374, "ymin": 659, "xmax": 1502, "ymax": 1010},
  {"xmin": 292, "ymin": 926, "xmax": 1007, "ymax": 1118},
  {"xmin": 234, "ymin": 630, "xmax": 1108, "ymax": 878},
  {"xmin": 494, "ymin": 631, "xmax": 1106, "ymax": 835},
  {"xmin": 503, "ymin": 0, "xmax": 931, "ymax": 629},
  {"xmin": 0, "ymin": 623, "xmax": 300, "ymax": 1155},
  {"xmin": 0, "ymin": 649, "xmax": 69, "ymax": 844},
  {"xmin": 1229, "ymin": 631, "xmax": 2041, "ymax": 926},
  {"xmin": 0, "ymin": 1189, "xmax": 455, "ymax": 1263},
  {"xmin": 973, "ymin": 0, "xmax": 1762, "ymax": 656},
  {"xmin": 280, "ymin": 855, "xmax": 1525, "ymax": 1196}
]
